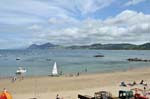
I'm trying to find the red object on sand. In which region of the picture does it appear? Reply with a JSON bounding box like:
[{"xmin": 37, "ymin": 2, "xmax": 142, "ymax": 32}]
[
  {"xmin": 135, "ymin": 93, "xmax": 147, "ymax": 99},
  {"xmin": 0, "ymin": 92, "xmax": 12, "ymax": 99},
  {"xmin": 0, "ymin": 93, "xmax": 7, "ymax": 99}
]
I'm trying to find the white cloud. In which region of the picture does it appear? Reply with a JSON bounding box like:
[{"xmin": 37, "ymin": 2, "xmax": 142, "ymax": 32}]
[
  {"xmin": 0, "ymin": 0, "xmax": 150, "ymax": 48},
  {"xmin": 36, "ymin": 10, "xmax": 150, "ymax": 45},
  {"xmin": 125, "ymin": 0, "xmax": 148, "ymax": 6},
  {"xmin": 11, "ymin": 10, "xmax": 148, "ymax": 46},
  {"xmin": 48, "ymin": 16, "xmax": 79, "ymax": 25},
  {"xmin": 77, "ymin": 0, "xmax": 114, "ymax": 14},
  {"xmin": 28, "ymin": 24, "xmax": 41, "ymax": 30},
  {"xmin": 104, "ymin": 10, "xmax": 150, "ymax": 26},
  {"xmin": 47, "ymin": 0, "xmax": 114, "ymax": 15},
  {"xmin": 0, "ymin": 0, "xmax": 115, "ymax": 25}
]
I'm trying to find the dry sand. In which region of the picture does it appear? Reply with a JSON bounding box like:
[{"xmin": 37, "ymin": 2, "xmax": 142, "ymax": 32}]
[{"xmin": 1, "ymin": 67, "xmax": 150, "ymax": 99}]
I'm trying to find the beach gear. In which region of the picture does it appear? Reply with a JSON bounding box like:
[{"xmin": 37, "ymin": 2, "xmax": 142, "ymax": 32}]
[
  {"xmin": 131, "ymin": 88, "xmax": 147, "ymax": 99},
  {"xmin": 78, "ymin": 94, "xmax": 95, "ymax": 99},
  {"xmin": 78, "ymin": 91, "xmax": 112, "ymax": 99},
  {"xmin": 119, "ymin": 90, "xmax": 133, "ymax": 99},
  {"xmin": 94, "ymin": 91, "xmax": 112, "ymax": 99},
  {"xmin": 0, "ymin": 91, "xmax": 12, "ymax": 99},
  {"xmin": 134, "ymin": 93, "xmax": 147, "ymax": 99},
  {"xmin": 131, "ymin": 88, "xmax": 143, "ymax": 94}
]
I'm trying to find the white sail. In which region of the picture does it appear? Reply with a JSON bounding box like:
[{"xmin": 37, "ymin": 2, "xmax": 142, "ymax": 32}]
[{"xmin": 52, "ymin": 62, "xmax": 58, "ymax": 75}]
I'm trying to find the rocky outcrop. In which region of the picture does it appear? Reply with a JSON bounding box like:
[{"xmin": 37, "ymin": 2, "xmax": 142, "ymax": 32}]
[{"xmin": 127, "ymin": 58, "xmax": 150, "ymax": 62}]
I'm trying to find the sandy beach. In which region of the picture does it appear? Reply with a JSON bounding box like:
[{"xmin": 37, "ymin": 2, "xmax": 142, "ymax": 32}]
[{"xmin": 1, "ymin": 67, "xmax": 150, "ymax": 99}]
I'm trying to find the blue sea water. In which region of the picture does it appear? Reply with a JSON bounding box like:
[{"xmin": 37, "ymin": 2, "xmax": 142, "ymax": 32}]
[{"xmin": 0, "ymin": 49, "xmax": 150, "ymax": 77}]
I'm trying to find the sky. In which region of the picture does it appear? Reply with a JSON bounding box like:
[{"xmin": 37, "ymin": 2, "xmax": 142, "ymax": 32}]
[{"xmin": 0, "ymin": 0, "xmax": 150, "ymax": 49}]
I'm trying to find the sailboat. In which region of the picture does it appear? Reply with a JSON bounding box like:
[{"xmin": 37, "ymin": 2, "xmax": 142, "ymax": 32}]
[{"xmin": 51, "ymin": 62, "xmax": 58, "ymax": 76}]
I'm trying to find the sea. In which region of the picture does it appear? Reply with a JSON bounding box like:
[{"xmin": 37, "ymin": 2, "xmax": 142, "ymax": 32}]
[{"xmin": 0, "ymin": 49, "xmax": 150, "ymax": 77}]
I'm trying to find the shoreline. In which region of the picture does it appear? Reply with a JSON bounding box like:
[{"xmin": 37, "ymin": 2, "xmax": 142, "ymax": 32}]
[
  {"xmin": 1, "ymin": 66, "xmax": 150, "ymax": 99},
  {"xmin": 0, "ymin": 65, "xmax": 150, "ymax": 79}
]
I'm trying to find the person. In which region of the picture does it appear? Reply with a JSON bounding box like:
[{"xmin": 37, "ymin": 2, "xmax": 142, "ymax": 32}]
[
  {"xmin": 133, "ymin": 81, "xmax": 137, "ymax": 85},
  {"xmin": 128, "ymin": 81, "xmax": 137, "ymax": 86},
  {"xmin": 139, "ymin": 80, "xmax": 147, "ymax": 86},
  {"xmin": 21, "ymin": 75, "xmax": 24, "ymax": 80},
  {"xmin": 3, "ymin": 88, "xmax": 7, "ymax": 93},
  {"xmin": 85, "ymin": 68, "xmax": 87, "ymax": 72},
  {"xmin": 143, "ymin": 82, "xmax": 148, "ymax": 86},
  {"xmin": 143, "ymin": 87, "xmax": 146, "ymax": 96},
  {"xmin": 120, "ymin": 81, "xmax": 127, "ymax": 87},
  {"xmin": 140, "ymin": 80, "xmax": 144, "ymax": 84},
  {"xmin": 77, "ymin": 72, "xmax": 80, "ymax": 76},
  {"xmin": 11, "ymin": 76, "xmax": 17, "ymax": 83},
  {"xmin": 56, "ymin": 94, "xmax": 60, "ymax": 99}
]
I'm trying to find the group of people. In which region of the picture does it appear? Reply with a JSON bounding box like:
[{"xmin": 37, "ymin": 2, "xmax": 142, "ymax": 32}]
[
  {"xmin": 120, "ymin": 80, "xmax": 147, "ymax": 87},
  {"xmin": 11, "ymin": 74, "xmax": 25, "ymax": 83}
]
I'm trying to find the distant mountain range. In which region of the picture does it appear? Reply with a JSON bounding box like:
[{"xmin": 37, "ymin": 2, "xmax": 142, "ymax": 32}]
[
  {"xmin": 28, "ymin": 43, "xmax": 59, "ymax": 49},
  {"xmin": 27, "ymin": 42, "xmax": 150, "ymax": 50}
]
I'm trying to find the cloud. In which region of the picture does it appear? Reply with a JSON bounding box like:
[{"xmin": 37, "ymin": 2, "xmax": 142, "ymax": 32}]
[
  {"xmin": 0, "ymin": 0, "xmax": 150, "ymax": 48},
  {"xmin": 75, "ymin": 0, "xmax": 115, "ymax": 15},
  {"xmin": 43, "ymin": 0, "xmax": 115, "ymax": 15},
  {"xmin": 34, "ymin": 10, "xmax": 150, "ymax": 45},
  {"xmin": 28, "ymin": 24, "xmax": 42, "ymax": 30},
  {"xmin": 125, "ymin": 0, "xmax": 148, "ymax": 6},
  {"xmin": 0, "ymin": 0, "xmax": 115, "ymax": 25},
  {"xmin": 104, "ymin": 10, "xmax": 150, "ymax": 26},
  {"xmin": 48, "ymin": 17, "xmax": 79, "ymax": 25}
]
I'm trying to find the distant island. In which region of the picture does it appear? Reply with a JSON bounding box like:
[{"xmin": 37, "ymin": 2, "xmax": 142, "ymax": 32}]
[
  {"xmin": 28, "ymin": 43, "xmax": 59, "ymax": 49},
  {"xmin": 27, "ymin": 42, "xmax": 150, "ymax": 50}
]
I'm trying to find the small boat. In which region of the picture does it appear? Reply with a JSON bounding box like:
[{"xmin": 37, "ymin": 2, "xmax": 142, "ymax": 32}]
[
  {"xmin": 46, "ymin": 58, "xmax": 51, "ymax": 61},
  {"xmin": 93, "ymin": 55, "xmax": 104, "ymax": 57},
  {"xmin": 16, "ymin": 57, "xmax": 21, "ymax": 60},
  {"xmin": 16, "ymin": 67, "xmax": 27, "ymax": 74}
]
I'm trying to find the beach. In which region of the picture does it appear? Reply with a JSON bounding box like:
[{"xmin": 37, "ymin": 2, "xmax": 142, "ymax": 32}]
[{"xmin": 0, "ymin": 67, "xmax": 150, "ymax": 99}]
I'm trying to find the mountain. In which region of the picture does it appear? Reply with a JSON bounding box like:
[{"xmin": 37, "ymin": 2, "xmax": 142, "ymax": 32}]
[
  {"xmin": 27, "ymin": 42, "xmax": 150, "ymax": 50},
  {"xmin": 137, "ymin": 43, "xmax": 150, "ymax": 50},
  {"xmin": 67, "ymin": 43, "xmax": 150, "ymax": 50},
  {"xmin": 90, "ymin": 43, "xmax": 137, "ymax": 50},
  {"xmin": 28, "ymin": 43, "xmax": 58, "ymax": 49}
]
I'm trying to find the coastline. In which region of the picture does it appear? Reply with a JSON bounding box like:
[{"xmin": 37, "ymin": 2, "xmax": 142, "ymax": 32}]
[
  {"xmin": 1, "ymin": 64, "xmax": 150, "ymax": 78},
  {"xmin": 1, "ymin": 66, "xmax": 150, "ymax": 99}
]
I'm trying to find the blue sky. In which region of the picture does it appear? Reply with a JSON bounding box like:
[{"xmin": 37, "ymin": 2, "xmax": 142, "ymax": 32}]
[{"xmin": 0, "ymin": 0, "xmax": 150, "ymax": 49}]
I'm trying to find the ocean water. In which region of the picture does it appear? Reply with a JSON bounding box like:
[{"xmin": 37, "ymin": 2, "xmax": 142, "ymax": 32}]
[{"xmin": 0, "ymin": 49, "xmax": 150, "ymax": 77}]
